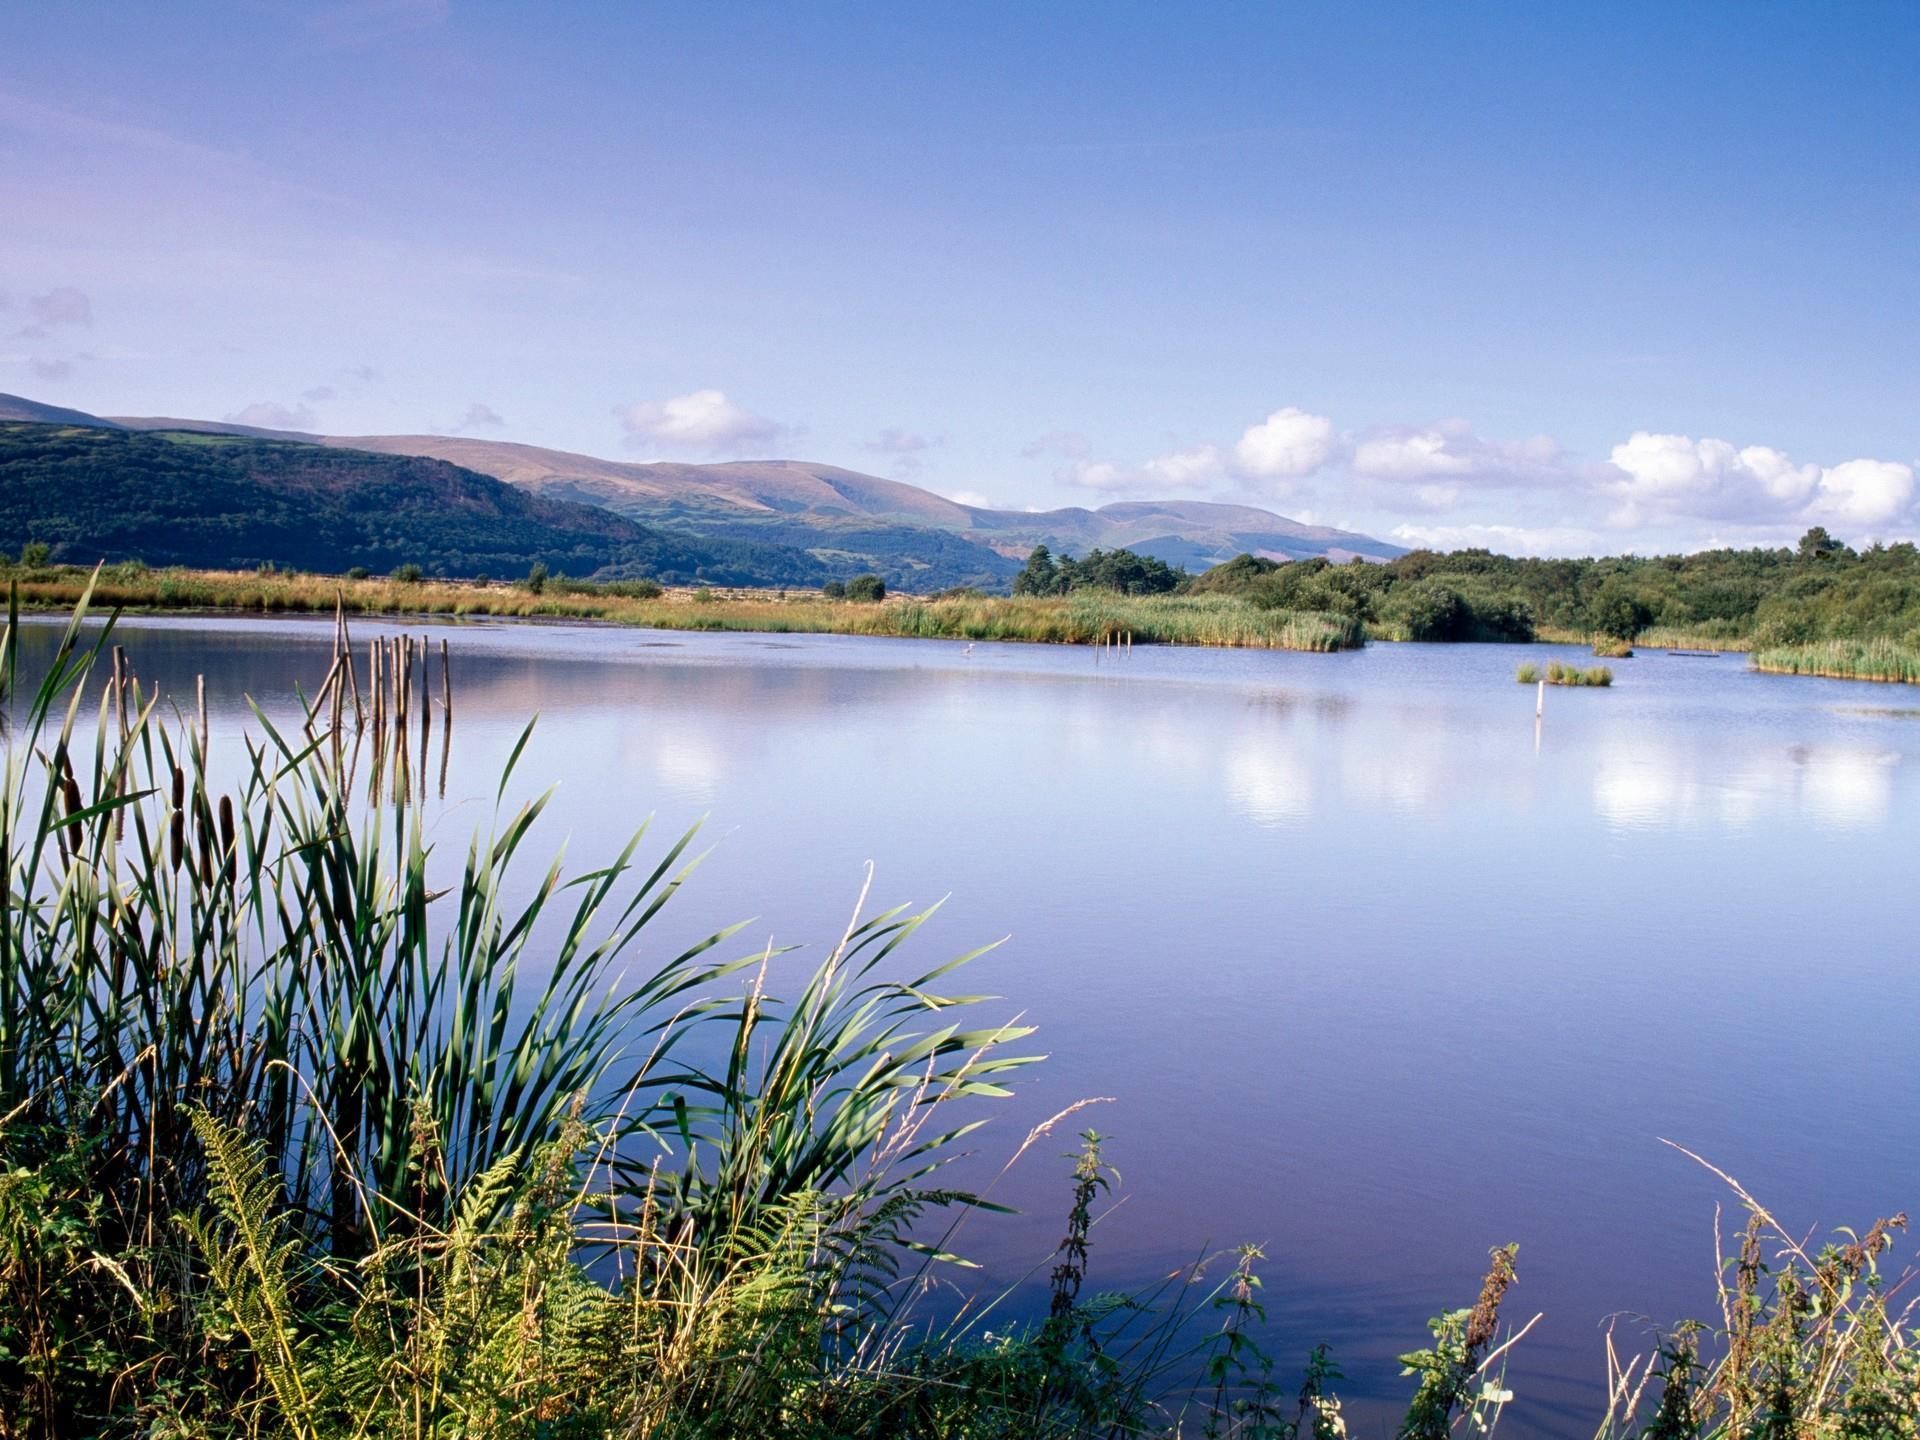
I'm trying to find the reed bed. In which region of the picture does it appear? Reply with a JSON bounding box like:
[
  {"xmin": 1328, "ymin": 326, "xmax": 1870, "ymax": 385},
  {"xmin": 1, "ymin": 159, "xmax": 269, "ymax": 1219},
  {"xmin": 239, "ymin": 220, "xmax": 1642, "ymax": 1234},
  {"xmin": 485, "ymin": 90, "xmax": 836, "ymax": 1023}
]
[
  {"xmin": 7, "ymin": 564, "xmax": 1366, "ymax": 653},
  {"xmin": 1751, "ymin": 638, "xmax": 1920, "ymax": 684}
]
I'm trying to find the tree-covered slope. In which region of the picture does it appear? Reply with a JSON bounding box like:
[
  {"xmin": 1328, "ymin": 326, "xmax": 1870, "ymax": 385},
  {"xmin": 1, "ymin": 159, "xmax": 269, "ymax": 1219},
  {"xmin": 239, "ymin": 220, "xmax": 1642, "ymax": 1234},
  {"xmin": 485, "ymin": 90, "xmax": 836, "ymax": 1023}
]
[{"xmin": 0, "ymin": 422, "xmax": 828, "ymax": 586}]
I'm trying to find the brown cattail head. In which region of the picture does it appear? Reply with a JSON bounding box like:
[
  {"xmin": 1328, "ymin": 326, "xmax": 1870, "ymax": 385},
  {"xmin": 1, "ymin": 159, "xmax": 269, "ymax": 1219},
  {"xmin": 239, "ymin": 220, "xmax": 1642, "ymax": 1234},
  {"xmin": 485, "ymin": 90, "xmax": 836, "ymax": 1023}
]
[
  {"xmin": 169, "ymin": 767, "xmax": 185, "ymax": 872},
  {"xmin": 195, "ymin": 796, "xmax": 215, "ymax": 888},
  {"xmin": 62, "ymin": 772, "xmax": 84, "ymax": 855},
  {"xmin": 218, "ymin": 794, "xmax": 236, "ymax": 885}
]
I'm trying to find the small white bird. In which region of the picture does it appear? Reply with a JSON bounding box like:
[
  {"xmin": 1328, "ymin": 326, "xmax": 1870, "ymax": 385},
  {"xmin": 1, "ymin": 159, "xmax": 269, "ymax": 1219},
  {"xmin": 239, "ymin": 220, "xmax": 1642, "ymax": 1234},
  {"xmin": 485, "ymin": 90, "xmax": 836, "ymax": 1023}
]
[{"xmin": 964, "ymin": 642, "xmax": 976, "ymax": 655}]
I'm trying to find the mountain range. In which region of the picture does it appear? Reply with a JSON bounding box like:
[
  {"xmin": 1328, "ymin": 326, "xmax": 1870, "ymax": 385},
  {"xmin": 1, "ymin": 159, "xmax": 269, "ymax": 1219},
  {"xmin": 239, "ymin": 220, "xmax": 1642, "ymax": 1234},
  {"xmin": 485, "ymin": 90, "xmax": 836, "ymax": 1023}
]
[{"xmin": 0, "ymin": 392, "xmax": 1401, "ymax": 588}]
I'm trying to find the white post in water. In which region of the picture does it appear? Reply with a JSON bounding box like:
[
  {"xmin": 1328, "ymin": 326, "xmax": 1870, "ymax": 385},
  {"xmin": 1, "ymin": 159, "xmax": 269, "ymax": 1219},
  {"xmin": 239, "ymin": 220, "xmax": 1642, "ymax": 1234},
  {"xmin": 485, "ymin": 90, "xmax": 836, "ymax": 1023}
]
[{"xmin": 1536, "ymin": 678, "xmax": 1545, "ymax": 718}]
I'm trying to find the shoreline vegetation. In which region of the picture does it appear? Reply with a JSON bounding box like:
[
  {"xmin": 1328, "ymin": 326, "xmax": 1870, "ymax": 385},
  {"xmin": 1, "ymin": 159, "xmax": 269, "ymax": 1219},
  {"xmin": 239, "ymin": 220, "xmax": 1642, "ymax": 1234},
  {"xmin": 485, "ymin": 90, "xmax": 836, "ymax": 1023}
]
[
  {"xmin": 5, "ymin": 561, "xmax": 1371, "ymax": 651},
  {"xmin": 11, "ymin": 553, "xmax": 1920, "ymax": 684},
  {"xmin": 6, "ymin": 582, "xmax": 1920, "ymax": 1437},
  {"xmin": 1751, "ymin": 638, "xmax": 1920, "ymax": 685}
]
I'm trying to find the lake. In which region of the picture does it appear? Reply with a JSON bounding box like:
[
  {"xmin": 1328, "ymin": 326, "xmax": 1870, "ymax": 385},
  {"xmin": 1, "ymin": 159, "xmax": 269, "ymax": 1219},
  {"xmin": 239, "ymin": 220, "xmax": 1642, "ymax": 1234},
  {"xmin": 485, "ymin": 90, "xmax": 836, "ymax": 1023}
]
[{"xmin": 28, "ymin": 612, "xmax": 1920, "ymax": 1437}]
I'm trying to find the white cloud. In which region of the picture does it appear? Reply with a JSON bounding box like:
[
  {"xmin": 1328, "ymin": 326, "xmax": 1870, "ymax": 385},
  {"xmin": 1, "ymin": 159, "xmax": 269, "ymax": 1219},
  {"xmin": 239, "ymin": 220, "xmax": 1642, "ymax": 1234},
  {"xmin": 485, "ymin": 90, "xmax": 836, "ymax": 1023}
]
[
  {"xmin": 1233, "ymin": 407, "xmax": 1337, "ymax": 480},
  {"xmin": 1050, "ymin": 406, "xmax": 1335, "ymax": 497},
  {"xmin": 615, "ymin": 389, "xmax": 788, "ymax": 456},
  {"xmin": 1141, "ymin": 445, "xmax": 1227, "ymax": 489},
  {"xmin": 943, "ymin": 488, "xmax": 994, "ymax": 508},
  {"xmin": 1811, "ymin": 459, "xmax": 1915, "ymax": 529},
  {"xmin": 224, "ymin": 400, "xmax": 317, "ymax": 431},
  {"xmin": 1605, "ymin": 431, "xmax": 1914, "ymax": 534},
  {"xmin": 1388, "ymin": 522, "xmax": 1605, "ymax": 557},
  {"xmin": 1055, "ymin": 446, "xmax": 1223, "ymax": 495},
  {"xmin": 457, "ymin": 402, "xmax": 507, "ymax": 431},
  {"xmin": 1352, "ymin": 419, "xmax": 1564, "ymax": 489}
]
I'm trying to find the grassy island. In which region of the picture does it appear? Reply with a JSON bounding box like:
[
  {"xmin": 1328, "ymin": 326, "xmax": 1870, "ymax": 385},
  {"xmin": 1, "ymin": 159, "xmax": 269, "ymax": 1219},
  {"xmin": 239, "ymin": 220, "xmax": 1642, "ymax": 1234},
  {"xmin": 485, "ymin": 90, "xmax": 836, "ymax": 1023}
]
[{"xmin": 1516, "ymin": 660, "xmax": 1613, "ymax": 686}]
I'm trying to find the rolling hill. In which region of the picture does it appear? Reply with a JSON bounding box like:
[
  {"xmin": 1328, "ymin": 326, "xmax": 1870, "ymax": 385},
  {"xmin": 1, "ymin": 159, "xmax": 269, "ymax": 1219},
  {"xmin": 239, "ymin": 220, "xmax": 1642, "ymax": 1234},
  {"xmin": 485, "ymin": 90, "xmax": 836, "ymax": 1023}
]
[
  {"xmin": 4, "ymin": 392, "xmax": 1404, "ymax": 588},
  {"xmin": 0, "ymin": 419, "xmax": 827, "ymax": 586},
  {"xmin": 234, "ymin": 431, "xmax": 1402, "ymax": 571}
]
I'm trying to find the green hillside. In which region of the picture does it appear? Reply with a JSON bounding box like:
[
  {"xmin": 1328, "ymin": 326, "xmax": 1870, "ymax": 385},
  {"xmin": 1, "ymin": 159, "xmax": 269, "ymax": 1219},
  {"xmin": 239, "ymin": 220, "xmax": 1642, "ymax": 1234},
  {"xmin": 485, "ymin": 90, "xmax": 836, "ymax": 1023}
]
[{"xmin": 0, "ymin": 422, "xmax": 828, "ymax": 587}]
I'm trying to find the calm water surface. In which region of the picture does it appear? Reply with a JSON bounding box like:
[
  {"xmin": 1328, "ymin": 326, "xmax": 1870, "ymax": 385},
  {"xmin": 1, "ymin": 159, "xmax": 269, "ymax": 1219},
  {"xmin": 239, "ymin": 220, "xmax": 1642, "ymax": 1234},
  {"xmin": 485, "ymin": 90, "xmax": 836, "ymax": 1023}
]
[{"xmin": 32, "ymin": 613, "xmax": 1920, "ymax": 1437}]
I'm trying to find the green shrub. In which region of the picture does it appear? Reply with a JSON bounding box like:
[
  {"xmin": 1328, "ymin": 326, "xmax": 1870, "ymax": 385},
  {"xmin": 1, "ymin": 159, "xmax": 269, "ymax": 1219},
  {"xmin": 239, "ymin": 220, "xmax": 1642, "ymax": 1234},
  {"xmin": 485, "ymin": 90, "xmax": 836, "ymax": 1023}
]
[
  {"xmin": 846, "ymin": 572, "xmax": 887, "ymax": 602},
  {"xmin": 391, "ymin": 562, "xmax": 424, "ymax": 583}
]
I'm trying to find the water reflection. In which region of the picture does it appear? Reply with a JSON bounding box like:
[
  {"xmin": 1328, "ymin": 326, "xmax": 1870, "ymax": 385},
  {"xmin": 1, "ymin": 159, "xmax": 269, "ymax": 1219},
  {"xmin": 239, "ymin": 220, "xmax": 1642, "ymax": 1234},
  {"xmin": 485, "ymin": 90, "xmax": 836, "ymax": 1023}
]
[{"xmin": 1593, "ymin": 738, "xmax": 1899, "ymax": 832}]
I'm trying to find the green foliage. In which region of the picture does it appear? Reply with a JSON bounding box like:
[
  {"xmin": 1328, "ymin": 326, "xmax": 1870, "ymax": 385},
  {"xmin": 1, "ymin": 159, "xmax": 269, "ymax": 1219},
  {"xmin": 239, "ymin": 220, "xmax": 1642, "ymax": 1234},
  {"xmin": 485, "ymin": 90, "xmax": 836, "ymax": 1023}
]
[
  {"xmin": 16, "ymin": 540, "xmax": 49, "ymax": 568},
  {"xmin": 1591, "ymin": 579, "xmax": 1654, "ymax": 640},
  {"xmin": 389, "ymin": 562, "xmax": 423, "ymax": 583},
  {"xmin": 1515, "ymin": 662, "xmax": 1540, "ymax": 683},
  {"xmin": 845, "ymin": 572, "xmax": 887, "ymax": 602},
  {"xmin": 1397, "ymin": 579, "xmax": 1470, "ymax": 642},
  {"xmin": 821, "ymin": 579, "xmax": 846, "ymax": 599},
  {"xmin": 525, "ymin": 560, "xmax": 549, "ymax": 593},
  {"xmin": 1195, "ymin": 540, "xmax": 1920, "ymax": 650},
  {"xmin": 345, "ymin": 565, "xmax": 370, "ymax": 581},
  {"xmin": 0, "ymin": 421, "xmax": 828, "ymax": 587},
  {"xmin": 1012, "ymin": 544, "xmax": 1185, "ymax": 597}
]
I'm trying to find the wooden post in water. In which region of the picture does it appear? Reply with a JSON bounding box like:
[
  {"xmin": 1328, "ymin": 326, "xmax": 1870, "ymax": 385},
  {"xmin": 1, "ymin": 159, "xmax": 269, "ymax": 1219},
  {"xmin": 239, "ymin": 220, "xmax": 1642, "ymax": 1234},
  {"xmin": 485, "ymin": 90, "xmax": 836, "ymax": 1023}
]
[
  {"xmin": 1536, "ymin": 679, "xmax": 1545, "ymax": 718},
  {"xmin": 196, "ymin": 675, "xmax": 208, "ymax": 759},
  {"xmin": 416, "ymin": 639, "xmax": 430, "ymax": 798}
]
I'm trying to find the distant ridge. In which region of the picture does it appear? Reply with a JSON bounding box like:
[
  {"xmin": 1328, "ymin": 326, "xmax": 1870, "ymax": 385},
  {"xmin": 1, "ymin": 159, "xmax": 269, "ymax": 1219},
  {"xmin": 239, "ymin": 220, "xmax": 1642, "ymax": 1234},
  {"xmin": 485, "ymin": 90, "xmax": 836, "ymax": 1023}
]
[
  {"xmin": 15, "ymin": 392, "xmax": 1403, "ymax": 585},
  {"xmin": 0, "ymin": 392, "xmax": 127, "ymax": 428},
  {"xmin": 0, "ymin": 419, "xmax": 829, "ymax": 586}
]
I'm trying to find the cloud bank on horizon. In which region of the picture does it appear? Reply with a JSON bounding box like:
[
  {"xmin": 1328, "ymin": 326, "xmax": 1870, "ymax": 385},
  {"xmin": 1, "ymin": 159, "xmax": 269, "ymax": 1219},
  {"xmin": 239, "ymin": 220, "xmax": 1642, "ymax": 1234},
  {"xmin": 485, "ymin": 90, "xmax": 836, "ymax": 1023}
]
[
  {"xmin": 1, "ymin": 4, "xmax": 1914, "ymax": 559},
  {"xmin": 1018, "ymin": 403, "xmax": 1919, "ymax": 555}
]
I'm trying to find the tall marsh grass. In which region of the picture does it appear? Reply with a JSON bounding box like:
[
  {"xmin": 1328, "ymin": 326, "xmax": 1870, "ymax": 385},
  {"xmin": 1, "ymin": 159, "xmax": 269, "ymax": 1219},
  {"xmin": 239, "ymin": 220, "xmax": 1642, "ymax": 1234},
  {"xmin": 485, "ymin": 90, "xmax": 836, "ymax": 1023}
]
[{"xmin": 1752, "ymin": 638, "xmax": 1920, "ymax": 684}]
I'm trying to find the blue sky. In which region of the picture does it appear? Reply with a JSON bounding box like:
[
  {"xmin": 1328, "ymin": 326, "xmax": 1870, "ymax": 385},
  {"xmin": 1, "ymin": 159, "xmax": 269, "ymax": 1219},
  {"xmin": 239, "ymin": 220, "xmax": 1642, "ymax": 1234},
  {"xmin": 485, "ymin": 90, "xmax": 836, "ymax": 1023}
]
[{"xmin": 3, "ymin": 1, "xmax": 1917, "ymax": 553}]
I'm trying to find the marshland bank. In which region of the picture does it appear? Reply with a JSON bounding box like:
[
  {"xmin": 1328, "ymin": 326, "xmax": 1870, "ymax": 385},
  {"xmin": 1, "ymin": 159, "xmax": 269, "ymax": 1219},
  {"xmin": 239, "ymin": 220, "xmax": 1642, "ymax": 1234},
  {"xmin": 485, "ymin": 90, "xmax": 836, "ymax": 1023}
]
[{"xmin": 14, "ymin": 556, "xmax": 1920, "ymax": 685}]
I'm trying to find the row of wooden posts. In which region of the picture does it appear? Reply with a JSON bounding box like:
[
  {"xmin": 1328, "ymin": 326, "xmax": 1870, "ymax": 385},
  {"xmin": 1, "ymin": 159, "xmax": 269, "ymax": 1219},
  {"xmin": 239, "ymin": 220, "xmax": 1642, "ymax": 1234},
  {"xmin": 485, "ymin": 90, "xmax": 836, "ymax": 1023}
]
[
  {"xmin": 306, "ymin": 601, "xmax": 455, "ymax": 803},
  {"xmin": 101, "ymin": 596, "xmax": 460, "ymax": 805}
]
